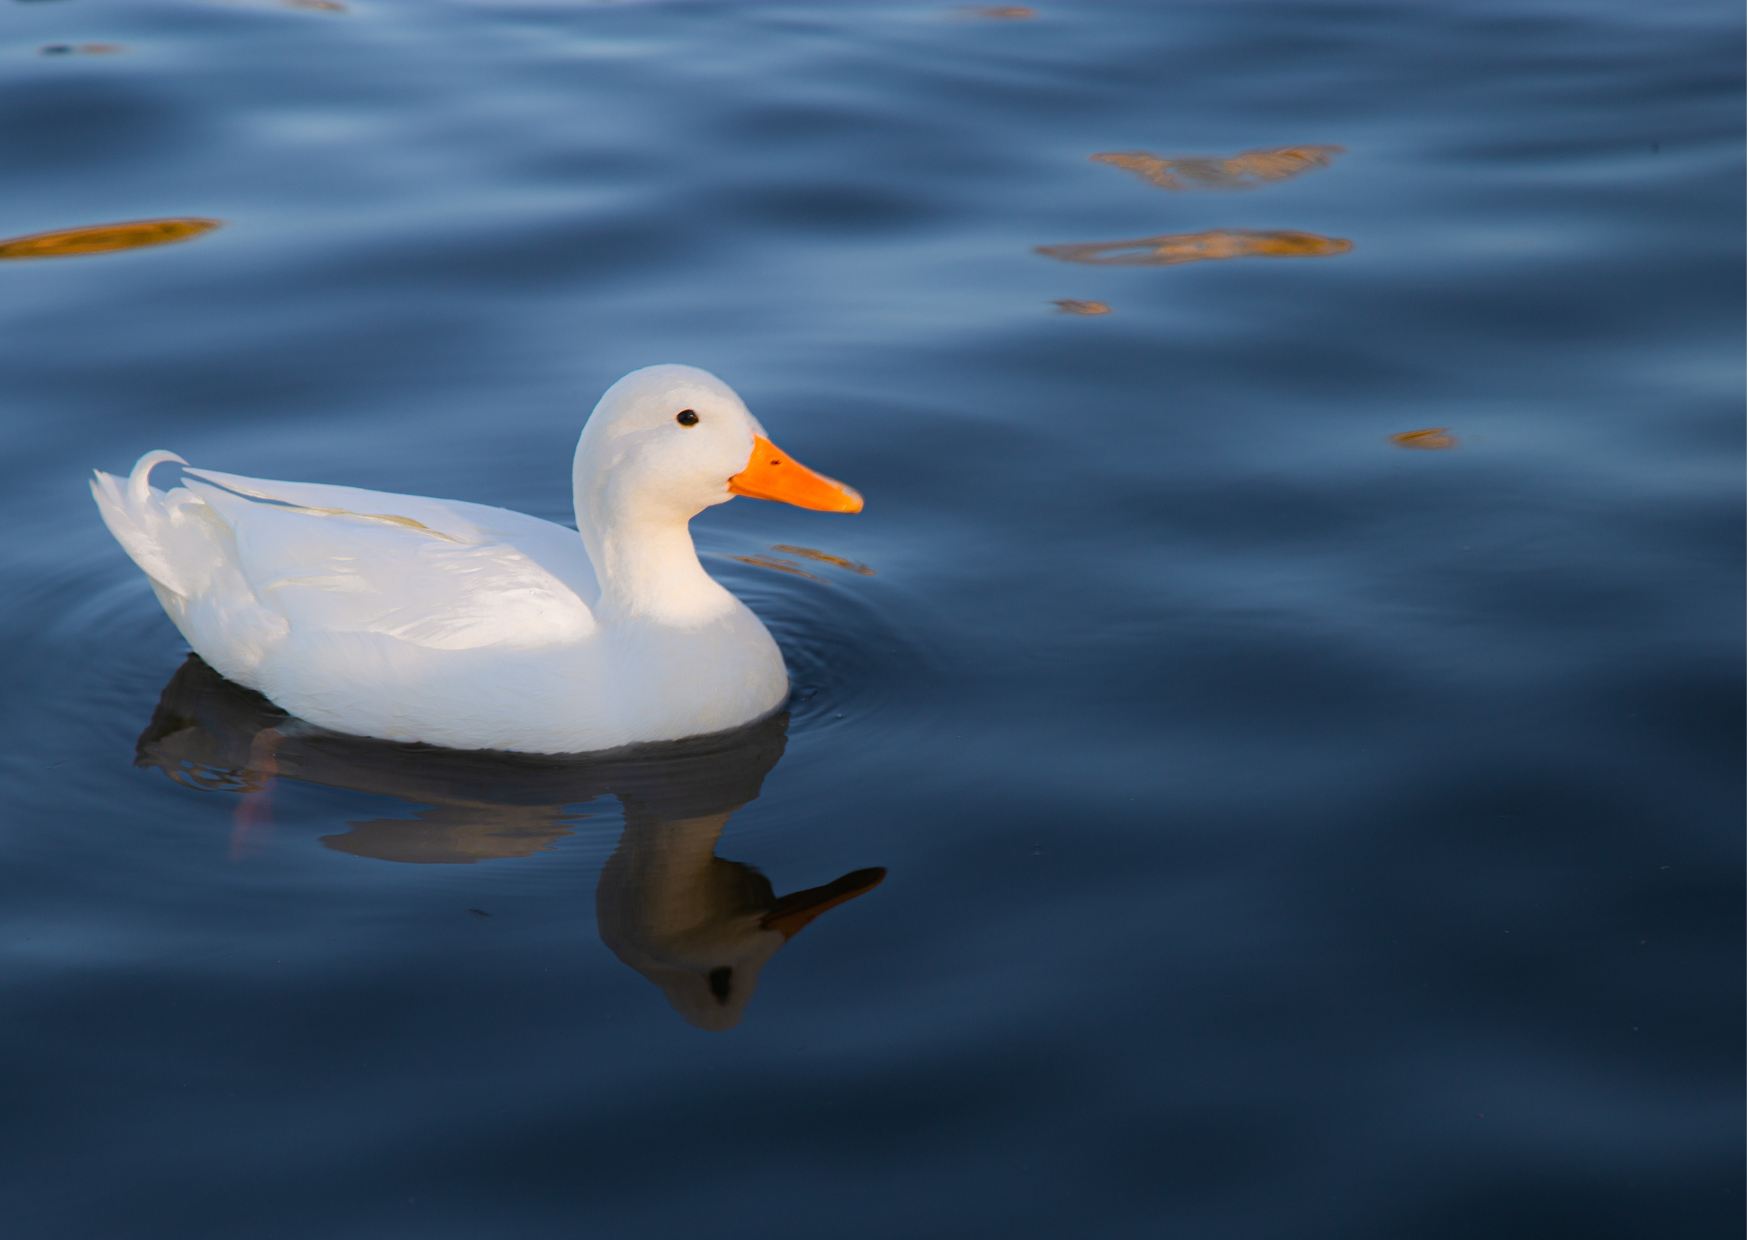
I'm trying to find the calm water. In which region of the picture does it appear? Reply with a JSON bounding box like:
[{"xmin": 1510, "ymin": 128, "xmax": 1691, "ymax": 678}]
[{"xmin": 2, "ymin": 0, "xmax": 1740, "ymax": 1235}]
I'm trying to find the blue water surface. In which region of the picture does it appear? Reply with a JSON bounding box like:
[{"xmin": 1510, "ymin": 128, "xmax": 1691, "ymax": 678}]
[{"xmin": 1, "ymin": 0, "xmax": 1740, "ymax": 1236}]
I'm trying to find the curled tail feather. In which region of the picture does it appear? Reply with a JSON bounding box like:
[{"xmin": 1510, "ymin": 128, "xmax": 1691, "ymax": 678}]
[
  {"xmin": 90, "ymin": 450, "xmax": 190, "ymax": 595},
  {"xmin": 90, "ymin": 449, "xmax": 285, "ymax": 686}
]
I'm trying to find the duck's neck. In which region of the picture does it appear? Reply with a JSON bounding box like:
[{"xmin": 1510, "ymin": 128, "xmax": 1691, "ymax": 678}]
[
  {"xmin": 575, "ymin": 458, "xmax": 732, "ymax": 627},
  {"xmin": 614, "ymin": 808, "xmax": 735, "ymax": 895}
]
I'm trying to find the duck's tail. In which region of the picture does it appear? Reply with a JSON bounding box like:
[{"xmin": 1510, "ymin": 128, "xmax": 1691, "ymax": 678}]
[
  {"xmin": 90, "ymin": 449, "xmax": 193, "ymax": 596},
  {"xmin": 91, "ymin": 451, "xmax": 288, "ymax": 688}
]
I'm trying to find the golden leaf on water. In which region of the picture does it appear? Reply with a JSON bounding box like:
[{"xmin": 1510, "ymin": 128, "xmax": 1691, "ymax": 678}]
[
  {"xmin": 1091, "ymin": 145, "xmax": 1344, "ymax": 191},
  {"xmin": 771, "ymin": 545, "xmax": 876, "ymax": 576},
  {"xmin": 962, "ymin": 4, "xmax": 1037, "ymax": 17},
  {"xmin": 1052, "ymin": 298, "xmax": 1111, "ymax": 315},
  {"xmin": 1035, "ymin": 228, "xmax": 1352, "ymax": 267},
  {"xmin": 1390, "ymin": 428, "xmax": 1458, "ymax": 450},
  {"xmin": 0, "ymin": 217, "xmax": 221, "ymax": 260}
]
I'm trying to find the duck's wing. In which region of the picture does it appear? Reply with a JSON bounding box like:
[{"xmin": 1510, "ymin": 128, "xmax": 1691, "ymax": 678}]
[{"xmin": 178, "ymin": 467, "xmax": 599, "ymax": 652}]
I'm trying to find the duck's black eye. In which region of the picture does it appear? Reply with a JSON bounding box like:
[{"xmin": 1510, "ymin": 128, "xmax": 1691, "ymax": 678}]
[{"xmin": 676, "ymin": 409, "xmax": 699, "ymax": 427}]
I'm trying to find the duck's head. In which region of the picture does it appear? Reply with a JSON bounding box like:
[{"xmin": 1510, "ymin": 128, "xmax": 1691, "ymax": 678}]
[{"xmin": 578, "ymin": 364, "xmax": 862, "ymax": 521}]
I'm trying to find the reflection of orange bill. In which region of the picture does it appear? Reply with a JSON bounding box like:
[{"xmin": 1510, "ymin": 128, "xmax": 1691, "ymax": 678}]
[
  {"xmin": 762, "ymin": 867, "xmax": 886, "ymax": 939},
  {"xmin": 0, "ymin": 218, "xmax": 220, "ymax": 260},
  {"xmin": 1093, "ymin": 145, "xmax": 1344, "ymax": 191},
  {"xmin": 1036, "ymin": 229, "xmax": 1352, "ymax": 267}
]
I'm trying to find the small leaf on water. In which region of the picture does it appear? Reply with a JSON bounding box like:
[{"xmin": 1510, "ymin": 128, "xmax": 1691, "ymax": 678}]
[
  {"xmin": 1091, "ymin": 145, "xmax": 1344, "ymax": 192},
  {"xmin": 0, "ymin": 218, "xmax": 221, "ymax": 260},
  {"xmin": 771, "ymin": 545, "xmax": 876, "ymax": 576},
  {"xmin": 1390, "ymin": 428, "xmax": 1458, "ymax": 450},
  {"xmin": 731, "ymin": 554, "xmax": 823, "ymax": 582},
  {"xmin": 1036, "ymin": 228, "xmax": 1351, "ymax": 267}
]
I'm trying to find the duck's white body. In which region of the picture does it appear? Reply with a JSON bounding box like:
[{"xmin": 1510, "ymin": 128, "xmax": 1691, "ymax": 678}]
[{"xmin": 90, "ymin": 365, "xmax": 862, "ymax": 753}]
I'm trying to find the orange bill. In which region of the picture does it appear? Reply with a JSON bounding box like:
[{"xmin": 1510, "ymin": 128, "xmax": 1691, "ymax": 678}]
[
  {"xmin": 760, "ymin": 867, "xmax": 886, "ymax": 939},
  {"xmin": 729, "ymin": 435, "xmax": 864, "ymax": 513}
]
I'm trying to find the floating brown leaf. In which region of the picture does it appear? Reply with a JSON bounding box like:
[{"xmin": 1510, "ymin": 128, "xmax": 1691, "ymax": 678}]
[
  {"xmin": 1390, "ymin": 428, "xmax": 1458, "ymax": 450},
  {"xmin": 963, "ymin": 4, "xmax": 1037, "ymax": 17},
  {"xmin": 1092, "ymin": 145, "xmax": 1343, "ymax": 191},
  {"xmin": 0, "ymin": 217, "xmax": 221, "ymax": 260},
  {"xmin": 1052, "ymin": 298, "xmax": 1111, "ymax": 315},
  {"xmin": 771, "ymin": 545, "xmax": 876, "ymax": 576},
  {"xmin": 1036, "ymin": 228, "xmax": 1351, "ymax": 267}
]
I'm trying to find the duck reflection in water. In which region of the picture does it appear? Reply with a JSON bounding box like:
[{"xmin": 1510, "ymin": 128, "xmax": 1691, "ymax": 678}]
[{"xmin": 135, "ymin": 656, "xmax": 884, "ymax": 1031}]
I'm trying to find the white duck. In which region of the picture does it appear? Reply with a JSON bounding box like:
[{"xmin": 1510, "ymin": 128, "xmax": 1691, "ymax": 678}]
[{"xmin": 91, "ymin": 364, "xmax": 863, "ymax": 753}]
